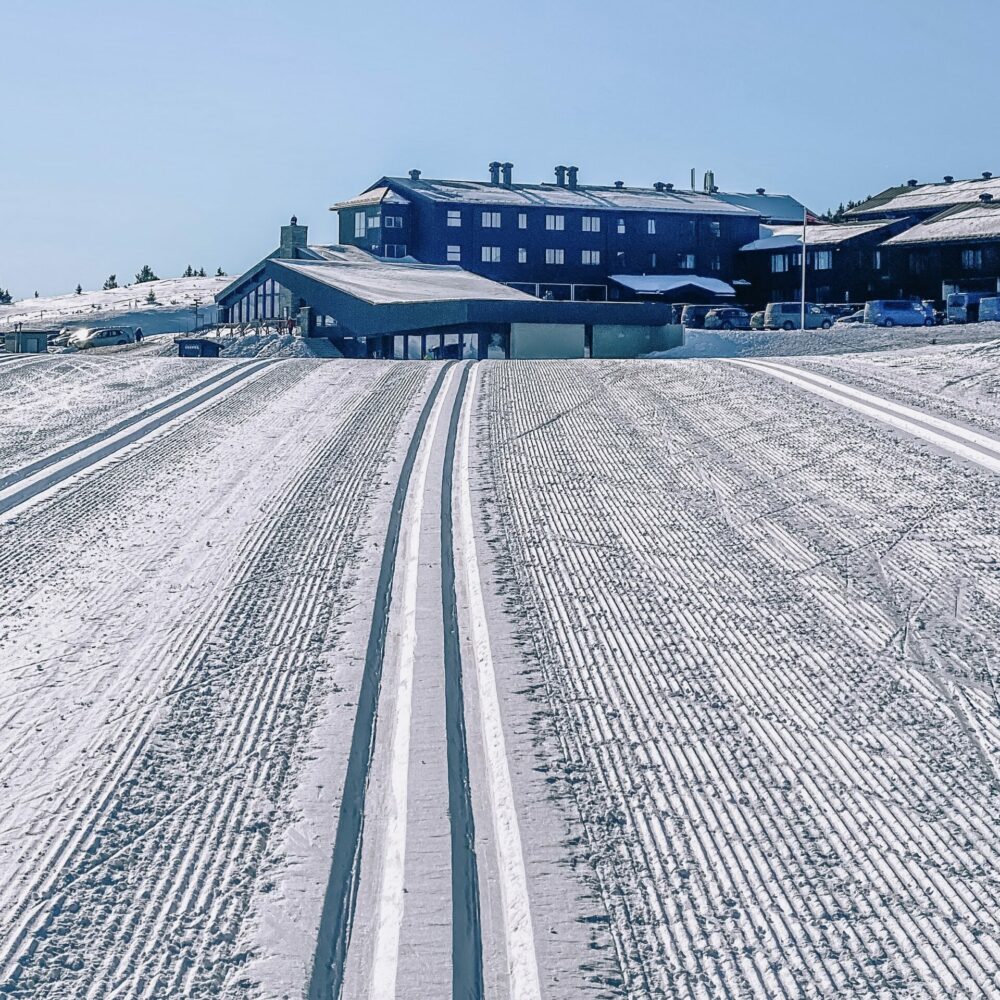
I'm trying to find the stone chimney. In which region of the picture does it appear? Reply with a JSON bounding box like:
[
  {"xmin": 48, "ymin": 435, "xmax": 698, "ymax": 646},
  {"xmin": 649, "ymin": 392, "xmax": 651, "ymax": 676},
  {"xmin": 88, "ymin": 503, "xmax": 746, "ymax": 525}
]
[
  {"xmin": 279, "ymin": 215, "xmax": 308, "ymax": 258},
  {"xmin": 501, "ymin": 162, "xmax": 513, "ymax": 186},
  {"xmin": 567, "ymin": 165, "xmax": 579, "ymax": 190},
  {"xmin": 614, "ymin": 180, "xmax": 624, "ymax": 189},
  {"xmin": 554, "ymin": 165, "xmax": 567, "ymax": 187},
  {"xmin": 409, "ymin": 168, "xmax": 421, "ymax": 181},
  {"xmin": 488, "ymin": 161, "xmax": 501, "ymax": 185}
]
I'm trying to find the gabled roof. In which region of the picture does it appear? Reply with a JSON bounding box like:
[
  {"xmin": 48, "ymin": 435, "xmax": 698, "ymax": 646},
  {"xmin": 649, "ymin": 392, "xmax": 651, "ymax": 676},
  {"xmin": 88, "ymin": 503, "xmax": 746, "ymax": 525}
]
[
  {"xmin": 331, "ymin": 186, "xmax": 411, "ymax": 210},
  {"xmin": 711, "ymin": 191, "xmax": 810, "ymax": 224},
  {"xmin": 609, "ymin": 274, "xmax": 736, "ymax": 296},
  {"xmin": 883, "ymin": 202, "xmax": 1000, "ymax": 246},
  {"xmin": 338, "ymin": 175, "xmax": 758, "ymax": 216},
  {"xmin": 740, "ymin": 220, "xmax": 896, "ymax": 252},
  {"xmin": 272, "ymin": 256, "xmax": 536, "ymax": 306},
  {"xmin": 847, "ymin": 176, "xmax": 1000, "ymax": 217}
]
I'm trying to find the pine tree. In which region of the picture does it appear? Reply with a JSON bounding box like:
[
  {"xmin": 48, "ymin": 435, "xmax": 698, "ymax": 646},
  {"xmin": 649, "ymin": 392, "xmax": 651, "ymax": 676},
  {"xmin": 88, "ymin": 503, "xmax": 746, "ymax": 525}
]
[
  {"xmin": 135, "ymin": 265, "xmax": 159, "ymax": 284},
  {"xmin": 103, "ymin": 274, "xmax": 118, "ymax": 291},
  {"xmin": 183, "ymin": 265, "xmax": 194, "ymax": 278},
  {"xmin": 216, "ymin": 267, "xmax": 226, "ymax": 277},
  {"xmin": 75, "ymin": 283, "xmax": 83, "ymax": 295},
  {"xmin": 0, "ymin": 288, "xmax": 12, "ymax": 305},
  {"xmin": 145, "ymin": 288, "xmax": 157, "ymax": 304},
  {"xmin": 197, "ymin": 267, "xmax": 206, "ymax": 278}
]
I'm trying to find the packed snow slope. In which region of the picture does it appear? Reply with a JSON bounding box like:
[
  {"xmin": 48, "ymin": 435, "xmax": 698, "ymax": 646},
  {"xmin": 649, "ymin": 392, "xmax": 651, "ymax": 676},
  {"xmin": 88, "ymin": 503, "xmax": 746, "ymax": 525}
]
[
  {"xmin": 0, "ymin": 275, "xmax": 227, "ymax": 334},
  {"xmin": 1, "ymin": 343, "xmax": 999, "ymax": 999}
]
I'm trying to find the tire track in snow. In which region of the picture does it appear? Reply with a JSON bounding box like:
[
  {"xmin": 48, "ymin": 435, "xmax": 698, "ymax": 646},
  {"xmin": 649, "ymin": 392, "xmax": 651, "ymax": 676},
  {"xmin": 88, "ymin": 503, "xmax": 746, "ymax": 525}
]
[
  {"xmin": 729, "ymin": 358, "xmax": 1000, "ymax": 475},
  {"xmin": 308, "ymin": 363, "xmax": 455, "ymax": 1000}
]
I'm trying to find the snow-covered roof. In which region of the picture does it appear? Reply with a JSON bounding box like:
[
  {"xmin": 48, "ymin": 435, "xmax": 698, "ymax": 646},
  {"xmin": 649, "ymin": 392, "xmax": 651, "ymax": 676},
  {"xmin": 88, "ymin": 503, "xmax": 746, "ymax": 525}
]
[
  {"xmin": 343, "ymin": 176, "xmax": 758, "ymax": 216},
  {"xmin": 271, "ymin": 257, "xmax": 536, "ymax": 306},
  {"xmin": 711, "ymin": 191, "xmax": 809, "ymax": 224},
  {"xmin": 883, "ymin": 203, "xmax": 1000, "ymax": 246},
  {"xmin": 740, "ymin": 220, "xmax": 896, "ymax": 252},
  {"xmin": 847, "ymin": 176, "xmax": 1000, "ymax": 217},
  {"xmin": 609, "ymin": 274, "xmax": 736, "ymax": 296},
  {"xmin": 330, "ymin": 186, "xmax": 411, "ymax": 210}
]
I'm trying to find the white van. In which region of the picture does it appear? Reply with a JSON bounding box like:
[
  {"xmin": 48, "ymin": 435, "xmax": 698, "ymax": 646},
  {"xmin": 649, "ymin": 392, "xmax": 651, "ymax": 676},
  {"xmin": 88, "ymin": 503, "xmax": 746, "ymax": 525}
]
[
  {"xmin": 864, "ymin": 300, "xmax": 934, "ymax": 327},
  {"xmin": 763, "ymin": 302, "xmax": 834, "ymax": 330}
]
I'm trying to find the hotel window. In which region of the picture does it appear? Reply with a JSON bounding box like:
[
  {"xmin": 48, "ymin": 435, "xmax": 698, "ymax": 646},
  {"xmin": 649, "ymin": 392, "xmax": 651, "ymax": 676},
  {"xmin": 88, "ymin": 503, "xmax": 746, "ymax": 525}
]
[
  {"xmin": 707, "ymin": 220, "xmax": 721, "ymax": 238},
  {"xmin": 383, "ymin": 244, "xmax": 407, "ymax": 258},
  {"xmin": 582, "ymin": 215, "xmax": 601, "ymax": 232},
  {"xmin": 677, "ymin": 253, "xmax": 695, "ymax": 270},
  {"xmin": 647, "ymin": 218, "xmax": 657, "ymax": 235},
  {"xmin": 617, "ymin": 218, "xmax": 626, "ymax": 234},
  {"xmin": 383, "ymin": 216, "xmax": 403, "ymax": 229},
  {"xmin": 545, "ymin": 214, "xmax": 565, "ymax": 231},
  {"xmin": 518, "ymin": 213, "xmax": 527, "ymax": 229},
  {"xmin": 709, "ymin": 255, "xmax": 722, "ymax": 272},
  {"xmin": 771, "ymin": 253, "xmax": 789, "ymax": 273},
  {"xmin": 354, "ymin": 212, "xmax": 366, "ymax": 238},
  {"xmin": 518, "ymin": 248, "xmax": 527, "ymax": 263},
  {"xmin": 367, "ymin": 215, "xmax": 381, "ymax": 229},
  {"xmin": 872, "ymin": 250, "xmax": 882, "ymax": 270},
  {"xmin": 481, "ymin": 246, "xmax": 501, "ymax": 262},
  {"xmin": 481, "ymin": 211, "xmax": 501, "ymax": 228},
  {"xmin": 447, "ymin": 245, "xmax": 461, "ymax": 262},
  {"xmin": 962, "ymin": 248, "xmax": 983, "ymax": 269},
  {"xmin": 447, "ymin": 210, "xmax": 462, "ymax": 227},
  {"xmin": 582, "ymin": 249, "xmax": 601, "ymax": 264},
  {"xmin": 651, "ymin": 253, "xmax": 657, "ymax": 268},
  {"xmin": 545, "ymin": 248, "xmax": 565, "ymax": 264},
  {"xmin": 813, "ymin": 250, "xmax": 833, "ymax": 270},
  {"xmin": 909, "ymin": 253, "xmax": 927, "ymax": 275}
]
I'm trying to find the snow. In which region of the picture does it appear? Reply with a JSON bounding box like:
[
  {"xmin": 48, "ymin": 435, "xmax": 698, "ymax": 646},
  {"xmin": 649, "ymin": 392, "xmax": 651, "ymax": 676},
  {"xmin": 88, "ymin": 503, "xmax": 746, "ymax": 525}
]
[
  {"xmin": 0, "ymin": 275, "xmax": 229, "ymax": 334},
  {"xmin": 851, "ymin": 176, "xmax": 1000, "ymax": 216},
  {"xmin": 884, "ymin": 202, "xmax": 1000, "ymax": 244}
]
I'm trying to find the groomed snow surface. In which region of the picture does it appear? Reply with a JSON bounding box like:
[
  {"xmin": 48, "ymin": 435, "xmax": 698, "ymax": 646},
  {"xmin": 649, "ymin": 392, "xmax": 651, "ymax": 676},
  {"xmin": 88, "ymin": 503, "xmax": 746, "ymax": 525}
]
[{"xmin": 1, "ymin": 335, "xmax": 999, "ymax": 999}]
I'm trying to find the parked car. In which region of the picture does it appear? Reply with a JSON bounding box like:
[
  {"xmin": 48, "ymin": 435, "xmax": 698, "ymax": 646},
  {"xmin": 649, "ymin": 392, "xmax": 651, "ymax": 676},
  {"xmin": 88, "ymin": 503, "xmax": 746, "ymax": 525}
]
[
  {"xmin": 750, "ymin": 310, "xmax": 765, "ymax": 330},
  {"xmin": 704, "ymin": 307, "xmax": 751, "ymax": 330},
  {"xmin": 824, "ymin": 303, "xmax": 864, "ymax": 319},
  {"xmin": 68, "ymin": 326, "xmax": 138, "ymax": 349},
  {"xmin": 834, "ymin": 309, "xmax": 866, "ymax": 327},
  {"xmin": 51, "ymin": 327, "xmax": 75, "ymax": 347},
  {"xmin": 763, "ymin": 302, "xmax": 835, "ymax": 330},
  {"xmin": 979, "ymin": 296, "xmax": 1000, "ymax": 322},
  {"xmin": 946, "ymin": 291, "xmax": 991, "ymax": 324},
  {"xmin": 680, "ymin": 304, "xmax": 719, "ymax": 329},
  {"xmin": 864, "ymin": 300, "xmax": 934, "ymax": 327}
]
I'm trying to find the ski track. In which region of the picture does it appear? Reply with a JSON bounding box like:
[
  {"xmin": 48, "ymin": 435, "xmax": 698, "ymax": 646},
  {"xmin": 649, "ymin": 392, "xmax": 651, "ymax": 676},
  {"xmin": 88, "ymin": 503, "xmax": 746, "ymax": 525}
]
[
  {"xmin": 483, "ymin": 358, "xmax": 1000, "ymax": 1000},
  {"xmin": 0, "ymin": 360, "xmax": 431, "ymax": 998}
]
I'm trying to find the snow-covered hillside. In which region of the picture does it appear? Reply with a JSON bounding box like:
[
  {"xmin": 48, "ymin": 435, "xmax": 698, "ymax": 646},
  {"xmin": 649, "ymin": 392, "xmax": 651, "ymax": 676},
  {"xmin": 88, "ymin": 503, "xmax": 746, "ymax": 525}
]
[{"xmin": 0, "ymin": 275, "xmax": 229, "ymax": 334}]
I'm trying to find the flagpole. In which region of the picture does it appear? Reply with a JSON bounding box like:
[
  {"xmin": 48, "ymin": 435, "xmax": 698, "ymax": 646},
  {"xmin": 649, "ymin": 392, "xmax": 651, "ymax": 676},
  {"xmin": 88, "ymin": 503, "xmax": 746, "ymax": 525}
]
[{"xmin": 800, "ymin": 206, "xmax": 807, "ymax": 331}]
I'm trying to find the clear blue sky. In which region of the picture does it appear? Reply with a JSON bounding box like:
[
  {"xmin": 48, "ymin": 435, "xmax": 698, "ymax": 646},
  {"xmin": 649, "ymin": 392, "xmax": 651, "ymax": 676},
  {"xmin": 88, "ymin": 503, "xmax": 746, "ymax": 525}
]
[{"xmin": 1, "ymin": 0, "xmax": 995, "ymax": 297}]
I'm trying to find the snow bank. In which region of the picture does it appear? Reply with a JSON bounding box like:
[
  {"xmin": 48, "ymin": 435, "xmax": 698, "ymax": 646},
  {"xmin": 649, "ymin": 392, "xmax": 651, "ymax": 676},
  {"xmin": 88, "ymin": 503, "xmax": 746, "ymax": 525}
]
[
  {"xmin": 647, "ymin": 321, "xmax": 1000, "ymax": 359},
  {"xmin": 219, "ymin": 332, "xmax": 338, "ymax": 359}
]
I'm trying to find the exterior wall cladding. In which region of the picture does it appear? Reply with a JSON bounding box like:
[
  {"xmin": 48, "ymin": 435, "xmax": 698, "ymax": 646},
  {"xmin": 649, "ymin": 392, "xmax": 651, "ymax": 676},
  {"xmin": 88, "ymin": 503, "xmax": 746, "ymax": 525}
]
[{"xmin": 338, "ymin": 185, "xmax": 760, "ymax": 299}]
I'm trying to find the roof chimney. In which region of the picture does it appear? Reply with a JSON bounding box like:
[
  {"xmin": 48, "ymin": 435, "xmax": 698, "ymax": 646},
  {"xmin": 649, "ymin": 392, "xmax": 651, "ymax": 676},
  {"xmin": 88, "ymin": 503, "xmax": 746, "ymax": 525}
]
[
  {"xmin": 409, "ymin": 168, "xmax": 421, "ymax": 181},
  {"xmin": 756, "ymin": 187, "xmax": 766, "ymax": 195},
  {"xmin": 653, "ymin": 181, "xmax": 666, "ymax": 192},
  {"xmin": 984, "ymin": 171, "xmax": 994, "ymax": 180},
  {"xmin": 614, "ymin": 180, "xmax": 624, "ymax": 189},
  {"xmin": 488, "ymin": 161, "xmax": 501, "ymax": 185},
  {"xmin": 567, "ymin": 165, "xmax": 579, "ymax": 190},
  {"xmin": 906, "ymin": 178, "xmax": 918, "ymax": 187},
  {"xmin": 279, "ymin": 216, "xmax": 308, "ymax": 258},
  {"xmin": 665, "ymin": 182, "xmax": 675, "ymax": 191},
  {"xmin": 981, "ymin": 193, "xmax": 994, "ymax": 203},
  {"xmin": 943, "ymin": 175, "xmax": 954, "ymax": 183},
  {"xmin": 501, "ymin": 161, "xmax": 513, "ymax": 187},
  {"xmin": 554, "ymin": 165, "xmax": 567, "ymax": 187}
]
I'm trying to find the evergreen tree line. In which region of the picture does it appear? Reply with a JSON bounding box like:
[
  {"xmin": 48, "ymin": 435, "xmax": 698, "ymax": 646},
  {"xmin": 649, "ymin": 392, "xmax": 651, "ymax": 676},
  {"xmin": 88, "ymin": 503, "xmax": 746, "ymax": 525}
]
[
  {"xmin": 6, "ymin": 264, "xmax": 231, "ymax": 301},
  {"xmin": 819, "ymin": 196, "xmax": 873, "ymax": 223}
]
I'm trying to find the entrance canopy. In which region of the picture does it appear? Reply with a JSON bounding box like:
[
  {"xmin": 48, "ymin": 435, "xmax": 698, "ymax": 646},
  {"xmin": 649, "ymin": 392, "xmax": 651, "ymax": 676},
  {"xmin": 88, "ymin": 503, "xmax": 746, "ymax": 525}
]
[{"xmin": 609, "ymin": 274, "xmax": 737, "ymax": 297}]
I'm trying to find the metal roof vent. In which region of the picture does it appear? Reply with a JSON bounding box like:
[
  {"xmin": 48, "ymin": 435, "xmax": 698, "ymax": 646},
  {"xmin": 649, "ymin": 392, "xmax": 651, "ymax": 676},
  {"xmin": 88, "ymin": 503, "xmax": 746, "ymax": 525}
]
[
  {"xmin": 984, "ymin": 171, "xmax": 994, "ymax": 180},
  {"xmin": 756, "ymin": 187, "xmax": 766, "ymax": 195},
  {"xmin": 555, "ymin": 165, "xmax": 567, "ymax": 187},
  {"xmin": 906, "ymin": 178, "xmax": 919, "ymax": 187},
  {"xmin": 943, "ymin": 175, "xmax": 954, "ymax": 183},
  {"xmin": 653, "ymin": 181, "xmax": 666, "ymax": 192},
  {"xmin": 290, "ymin": 215, "xmax": 297, "ymax": 225},
  {"xmin": 567, "ymin": 165, "xmax": 579, "ymax": 190},
  {"xmin": 409, "ymin": 168, "xmax": 421, "ymax": 181},
  {"xmin": 981, "ymin": 193, "xmax": 994, "ymax": 203},
  {"xmin": 614, "ymin": 180, "xmax": 624, "ymax": 188},
  {"xmin": 501, "ymin": 162, "xmax": 513, "ymax": 186},
  {"xmin": 488, "ymin": 161, "xmax": 501, "ymax": 185},
  {"xmin": 665, "ymin": 182, "xmax": 675, "ymax": 191}
]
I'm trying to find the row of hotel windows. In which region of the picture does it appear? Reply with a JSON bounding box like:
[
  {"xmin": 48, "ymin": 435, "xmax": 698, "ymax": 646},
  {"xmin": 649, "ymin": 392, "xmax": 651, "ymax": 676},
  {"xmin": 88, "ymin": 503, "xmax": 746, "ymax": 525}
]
[
  {"xmin": 460, "ymin": 246, "xmax": 716, "ymax": 269},
  {"xmin": 771, "ymin": 250, "xmax": 834, "ymax": 272},
  {"xmin": 355, "ymin": 213, "xmax": 405, "ymax": 237},
  {"xmin": 450, "ymin": 209, "xmax": 722, "ymax": 238}
]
